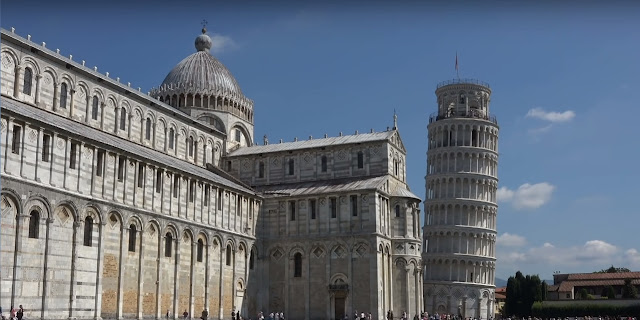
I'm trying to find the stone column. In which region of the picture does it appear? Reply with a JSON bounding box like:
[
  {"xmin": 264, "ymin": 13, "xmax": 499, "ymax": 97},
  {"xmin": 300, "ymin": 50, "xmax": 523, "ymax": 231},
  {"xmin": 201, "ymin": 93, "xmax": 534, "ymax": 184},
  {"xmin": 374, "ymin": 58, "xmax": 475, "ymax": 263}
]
[
  {"xmin": 34, "ymin": 74, "xmax": 42, "ymax": 105},
  {"xmin": 69, "ymin": 220, "xmax": 81, "ymax": 318},
  {"xmin": 69, "ymin": 89, "xmax": 76, "ymax": 119},
  {"xmin": 41, "ymin": 217, "xmax": 54, "ymax": 320},
  {"xmin": 218, "ymin": 245, "xmax": 225, "ymax": 320},
  {"xmin": 137, "ymin": 227, "xmax": 145, "ymax": 320},
  {"xmin": 204, "ymin": 242, "xmax": 211, "ymax": 316},
  {"xmin": 172, "ymin": 237, "xmax": 180, "ymax": 320},
  {"xmin": 190, "ymin": 241, "xmax": 196, "ymax": 320},
  {"xmin": 100, "ymin": 102, "xmax": 106, "ymax": 130},
  {"xmin": 53, "ymin": 82, "xmax": 61, "ymax": 111},
  {"xmin": 13, "ymin": 65, "xmax": 22, "ymax": 99},
  {"xmin": 114, "ymin": 107, "xmax": 121, "ymax": 134},
  {"xmin": 11, "ymin": 213, "xmax": 28, "ymax": 308},
  {"xmin": 116, "ymin": 223, "xmax": 126, "ymax": 320},
  {"xmin": 92, "ymin": 221, "xmax": 106, "ymax": 320},
  {"xmin": 155, "ymin": 234, "xmax": 163, "ymax": 320},
  {"xmin": 19, "ymin": 122, "xmax": 29, "ymax": 179},
  {"xmin": 84, "ymin": 96, "xmax": 91, "ymax": 124}
]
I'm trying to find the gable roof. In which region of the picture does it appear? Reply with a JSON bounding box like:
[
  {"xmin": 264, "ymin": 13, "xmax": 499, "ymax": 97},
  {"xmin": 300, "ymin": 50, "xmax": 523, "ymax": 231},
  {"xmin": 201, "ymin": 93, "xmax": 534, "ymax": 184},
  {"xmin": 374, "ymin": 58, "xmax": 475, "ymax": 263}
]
[
  {"xmin": 226, "ymin": 130, "xmax": 397, "ymax": 157},
  {"xmin": 255, "ymin": 175, "xmax": 388, "ymax": 198},
  {"xmin": 565, "ymin": 272, "xmax": 640, "ymax": 281}
]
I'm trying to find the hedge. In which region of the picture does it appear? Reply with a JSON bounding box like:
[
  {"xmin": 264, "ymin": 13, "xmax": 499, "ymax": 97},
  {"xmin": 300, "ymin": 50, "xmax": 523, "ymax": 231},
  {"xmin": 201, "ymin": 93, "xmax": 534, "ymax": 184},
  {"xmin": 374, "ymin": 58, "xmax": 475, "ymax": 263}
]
[{"xmin": 531, "ymin": 301, "xmax": 640, "ymax": 317}]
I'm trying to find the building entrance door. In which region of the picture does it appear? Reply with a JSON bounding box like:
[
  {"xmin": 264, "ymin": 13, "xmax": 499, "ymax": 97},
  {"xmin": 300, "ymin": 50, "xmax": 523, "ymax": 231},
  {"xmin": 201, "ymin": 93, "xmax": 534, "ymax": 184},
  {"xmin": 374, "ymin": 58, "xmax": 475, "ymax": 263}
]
[{"xmin": 334, "ymin": 295, "xmax": 346, "ymax": 320}]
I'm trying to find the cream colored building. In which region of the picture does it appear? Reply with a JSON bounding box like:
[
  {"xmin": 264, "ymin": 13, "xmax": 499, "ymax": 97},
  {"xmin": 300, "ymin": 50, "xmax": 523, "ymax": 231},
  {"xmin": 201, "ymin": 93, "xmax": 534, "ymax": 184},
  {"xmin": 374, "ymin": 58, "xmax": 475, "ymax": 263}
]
[
  {"xmin": 0, "ymin": 27, "xmax": 422, "ymax": 320},
  {"xmin": 422, "ymin": 80, "xmax": 499, "ymax": 319}
]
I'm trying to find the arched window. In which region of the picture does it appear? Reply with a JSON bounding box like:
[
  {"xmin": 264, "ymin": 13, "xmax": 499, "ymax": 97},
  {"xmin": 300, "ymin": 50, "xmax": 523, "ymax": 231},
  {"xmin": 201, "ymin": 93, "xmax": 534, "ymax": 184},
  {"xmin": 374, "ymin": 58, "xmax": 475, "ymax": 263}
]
[
  {"xmin": 128, "ymin": 224, "xmax": 137, "ymax": 252},
  {"xmin": 60, "ymin": 83, "xmax": 68, "ymax": 109},
  {"xmin": 395, "ymin": 205, "xmax": 402, "ymax": 218},
  {"xmin": 288, "ymin": 159, "xmax": 294, "ymax": 175},
  {"xmin": 226, "ymin": 245, "xmax": 232, "ymax": 266},
  {"xmin": 258, "ymin": 162, "xmax": 265, "ymax": 178},
  {"xmin": 235, "ymin": 129, "xmax": 241, "ymax": 142},
  {"xmin": 91, "ymin": 96, "xmax": 99, "ymax": 120},
  {"xmin": 357, "ymin": 151, "xmax": 364, "ymax": 169},
  {"xmin": 294, "ymin": 252, "xmax": 302, "ymax": 277},
  {"xmin": 23, "ymin": 67, "xmax": 33, "ymax": 95},
  {"xmin": 120, "ymin": 108, "xmax": 127, "ymax": 130},
  {"xmin": 165, "ymin": 232, "xmax": 173, "ymax": 257},
  {"xmin": 249, "ymin": 250, "xmax": 255, "ymax": 270},
  {"xmin": 28, "ymin": 210, "xmax": 39, "ymax": 239},
  {"xmin": 168, "ymin": 128, "xmax": 175, "ymax": 149},
  {"xmin": 145, "ymin": 118, "xmax": 152, "ymax": 140},
  {"xmin": 459, "ymin": 94, "xmax": 465, "ymax": 104},
  {"xmin": 197, "ymin": 239, "xmax": 204, "ymax": 262},
  {"xmin": 84, "ymin": 216, "xmax": 93, "ymax": 247},
  {"xmin": 321, "ymin": 156, "xmax": 327, "ymax": 172},
  {"xmin": 188, "ymin": 136, "xmax": 194, "ymax": 157}
]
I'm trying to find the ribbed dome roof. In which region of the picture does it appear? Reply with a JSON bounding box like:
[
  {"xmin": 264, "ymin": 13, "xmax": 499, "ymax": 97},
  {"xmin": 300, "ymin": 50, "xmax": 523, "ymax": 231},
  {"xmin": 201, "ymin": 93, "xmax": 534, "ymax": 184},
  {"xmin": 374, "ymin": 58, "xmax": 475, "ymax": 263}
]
[{"xmin": 159, "ymin": 29, "xmax": 243, "ymax": 96}]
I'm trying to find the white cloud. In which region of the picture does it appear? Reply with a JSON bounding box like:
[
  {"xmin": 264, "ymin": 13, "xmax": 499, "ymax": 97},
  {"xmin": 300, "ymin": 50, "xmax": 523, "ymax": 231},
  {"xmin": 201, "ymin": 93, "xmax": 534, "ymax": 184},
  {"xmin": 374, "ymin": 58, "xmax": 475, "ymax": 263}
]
[
  {"xmin": 625, "ymin": 249, "xmax": 640, "ymax": 268},
  {"xmin": 498, "ymin": 240, "xmax": 622, "ymax": 268},
  {"xmin": 497, "ymin": 183, "xmax": 555, "ymax": 210},
  {"xmin": 210, "ymin": 34, "xmax": 238, "ymax": 54},
  {"xmin": 526, "ymin": 108, "xmax": 576, "ymax": 123},
  {"xmin": 528, "ymin": 124, "xmax": 553, "ymax": 135},
  {"xmin": 497, "ymin": 233, "xmax": 527, "ymax": 247}
]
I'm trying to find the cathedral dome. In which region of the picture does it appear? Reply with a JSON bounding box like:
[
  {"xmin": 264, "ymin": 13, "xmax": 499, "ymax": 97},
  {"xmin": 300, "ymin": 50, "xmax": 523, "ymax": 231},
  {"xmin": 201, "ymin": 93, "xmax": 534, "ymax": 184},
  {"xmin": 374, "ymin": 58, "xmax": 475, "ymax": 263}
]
[
  {"xmin": 160, "ymin": 28, "xmax": 243, "ymax": 97},
  {"xmin": 151, "ymin": 28, "xmax": 254, "ymax": 124}
]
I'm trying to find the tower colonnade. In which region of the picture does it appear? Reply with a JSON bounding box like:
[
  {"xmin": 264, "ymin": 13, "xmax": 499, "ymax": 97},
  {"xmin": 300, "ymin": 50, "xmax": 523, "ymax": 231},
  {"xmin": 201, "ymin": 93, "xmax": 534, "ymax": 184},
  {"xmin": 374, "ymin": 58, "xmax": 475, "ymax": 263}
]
[{"xmin": 423, "ymin": 79, "xmax": 498, "ymax": 319}]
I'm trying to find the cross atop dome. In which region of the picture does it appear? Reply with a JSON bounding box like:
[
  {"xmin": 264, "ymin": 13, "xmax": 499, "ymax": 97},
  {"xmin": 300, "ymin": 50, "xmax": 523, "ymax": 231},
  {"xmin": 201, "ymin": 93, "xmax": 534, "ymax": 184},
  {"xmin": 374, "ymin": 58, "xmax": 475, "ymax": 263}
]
[
  {"xmin": 195, "ymin": 21, "xmax": 212, "ymax": 52},
  {"xmin": 201, "ymin": 19, "xmax": 208, "ymax": 34}
]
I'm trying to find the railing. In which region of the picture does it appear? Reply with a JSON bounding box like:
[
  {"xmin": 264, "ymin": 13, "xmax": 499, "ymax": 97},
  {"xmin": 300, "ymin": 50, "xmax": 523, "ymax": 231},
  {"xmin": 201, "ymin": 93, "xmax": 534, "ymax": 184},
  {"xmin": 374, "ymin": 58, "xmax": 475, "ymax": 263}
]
[
  {"xmin": 429, "ymin": 110, "xmax": 498, "ymax": 125},
  {"xmin": 436, "ymin": 78, "xmax": 491, "ymax": 89}
]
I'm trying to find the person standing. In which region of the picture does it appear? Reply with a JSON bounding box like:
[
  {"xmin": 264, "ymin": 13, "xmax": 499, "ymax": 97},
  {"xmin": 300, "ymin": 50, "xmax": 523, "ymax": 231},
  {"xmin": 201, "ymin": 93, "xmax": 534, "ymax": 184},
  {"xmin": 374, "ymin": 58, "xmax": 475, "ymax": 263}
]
[
  {"xmin": 183, "ymin": 309, "xmax": 189, "ymax": 319},
  {"xmin": 16, "ymin": 305, "xmax": 23, "ymax": 320}
]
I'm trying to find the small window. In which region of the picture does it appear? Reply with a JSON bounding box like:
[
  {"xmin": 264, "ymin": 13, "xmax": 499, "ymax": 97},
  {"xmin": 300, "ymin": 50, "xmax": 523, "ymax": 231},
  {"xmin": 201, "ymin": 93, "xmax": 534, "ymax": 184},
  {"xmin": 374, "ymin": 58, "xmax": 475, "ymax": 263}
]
[
  {"xmin": 204, "ymin": 186, "xmax": 210, "ymax": 206},
  {"xmin": 197, "ymin": 239, "xmax": 204, "ymax": 262},
  {"xmin": 459, "ymin": 94, "xmax": 465, "ymax": 104},
  {"xmin": 249, "ymin": 250, "xmax": 255, "ymax": 270},
  {"xmin": 117, "ymin": 156, "xmax": 126, "ymax": 182},
  {"xmin": 235, "ymin": 129, "xmax": 241, "ymax": 142},
  {"xmin": 137, "ymin": 163, "xmax": 145, "ymax": 188},
  {"xmin": 289, "ymin": 201, "xmax": 296, "ymax": 221},
  {"xmin": 96, "ymin": 150, "xmax": 104, "ymax": 177},
  {"xmin": 145, "ymin": 118, "xmax": 152, "ymax": 140},
  {"xmin": 11, "ymin": 125, "xmax": 22, "ymax": 154},
  {"xmin": 128, "ymin": 224, "xmax": 136, "ymax": 252},
  {"xmin": 350, "ymin": 195, "xmax": 358, "ymax": 217},
  {"xmin": 173, "ymin": 175, "xmax": 179, "ymax": 198},
  {"xmin": 41, "ymin": 134, "xmax": 51, "ymax": 162},
  {"xmin": 394, "ymin": 160, "xmax": 399, "ymax": 176},
  {"xmin": 237, "ymin": 195, "xmax": 242, "ymax": 216},
  {"xmin": 189, "ymin": 181, "xmax": 195, "ymax": 203},
  {"xmin": 288, "ymin": 159, "xmax": 294, "ymax": 175},
  {"xmin": 91, "ymin": 96, "xmax": 99, "ymax": 120},
  {"xmin": 168, "ymin": 128, "xmax": 175, "ymax": 149},
  {"xmin": 258, "ymin": 161, "xmax": 265, "ymax": 178},
  {"xmin": 165, "ymin": 233, "xmax": 173, "ymax": 257},
  {"xmin": 218, "ymin": 189, "xmax": 223, "ymax": 210},
  {"xmin": 28, "ymin": 211, "xmax": 39, "ymax": 239},
  {"xmin": 69, "ymin": 143, "xmax": 77, "ymax": 169},
  {"xmin": 294, "ymin": 252, "xmax": 302, "ymax": 277},
  {"xmin": 226, "ymin": 245, "xmax": 232, "ymax": 266},
  {"xmin": 321, "ymin": 156, "xmax": 327, "ymax": 172},
  {"xmin": 330, "ymin": 198, "xmax": 337, "ymax": 218},
  {"xmin": 120, "ymin": 108, "xmax": 127, "ymax": 131},
  {"xmin": 309, "ymin": 199, "xmax": 316, "ymax": 220},
  {"xmin": 395, "ymin": 205, "xmax": 401, "ymax": 218},
  {"xmin": 83, "ymin": 216, "xmax": 93, "ymax": 247},
  {"xmin": 155, "ymin": 169, "xmax": 163, "ymax": 193},
  {"xmin": 227, "ymin": 161, "xmax": 232, "ymax": 171},
  {"xmin": 23, "ymin": 67, "xmax": 33, "ymax": 95},
  {"xmin": 357, "ymin": 151, "xmax": 364, "ymax": 169},
  {"xmin": 188, "ymin": 136, "xmax": 194, "ymax": 157},
  {"xmin": 60, "ymin": 83, "xmax": 68, "ymax": 109}
]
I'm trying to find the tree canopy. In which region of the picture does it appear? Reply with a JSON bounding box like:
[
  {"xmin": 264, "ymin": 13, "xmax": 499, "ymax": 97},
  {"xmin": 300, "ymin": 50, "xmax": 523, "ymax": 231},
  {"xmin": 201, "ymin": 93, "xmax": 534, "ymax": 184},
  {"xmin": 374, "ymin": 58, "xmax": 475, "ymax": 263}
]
[
  {"xmin": 595, "ymin": 266, "xmax": 631, "ymax": 273},
  {"xmin": 504, "ymin": 271, "xmax": 545, "ymax": 317}
]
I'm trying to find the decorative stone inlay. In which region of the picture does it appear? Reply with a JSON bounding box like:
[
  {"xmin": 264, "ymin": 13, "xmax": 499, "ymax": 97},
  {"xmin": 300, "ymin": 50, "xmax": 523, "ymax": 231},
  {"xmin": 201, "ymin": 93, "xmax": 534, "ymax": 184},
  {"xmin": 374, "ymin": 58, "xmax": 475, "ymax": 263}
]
[
  {"xmin": 313, "ymin": 247, "xmax": 324, "ymax": 258},
  {"xmin": 272, "ymin": 157, "xmax": 280, "ymax": 166},
  {"xmin": 28, "ymin": 129, "xmax": 37, "ymax": 142},
  {"xmin": 1, "ymin": 54, "xmax": 13, "ymax": 68},
  {"xmin": 148, "ymin": 225, "xmax": 156, "ymax": 236},
  {"xmin": 56, "ymin": 138, "xmax": 66, "ymax": 149},
  {"xmin": 319, "ymin": 198, "xmax": 326, "ymax": 206},
  {"xmin": 337, "ymin": 150, "xmax": 346, "ymax": 160},
  {"xmin": 43, "ymin": 74, "xmax": 52, "ymax": 85},
  {"xmin": 1, "ymin": 119, "xmax": 6, "ymax": 133},
  {"xmin": 271, "ymin": 249, "xmax": 283, "ymax": 260},
  {"xmin": 452, "ymin": 289, "xmax": 463, "ymax": 299},
  {"xmin": 242, "ymin": 160, "xmax": 250, "ymax": 170},
  {"xmin": 355, "ymin": 245, "xmax": 367, "ymax": 257},
  {"xmin": 437, "ymin": 288, "xmax": 448, "ymax": 298},
  {"xmin": 303, "ymin": 153, "xmax": 311, "ymax": 164},
  {"xmin": 83, "ymin": 147, "xmax": 92, "ymax": 159},
  {"xmin": 361, "ymin": 195, "xmax": 368, "ymax": 203},
  {"xmin": 77, "ymin": 89, "xmax": 86, "ymax": 99},
  {"xmin": 58, "ymin": 207, "xmax": 71, "ymax": 225}
]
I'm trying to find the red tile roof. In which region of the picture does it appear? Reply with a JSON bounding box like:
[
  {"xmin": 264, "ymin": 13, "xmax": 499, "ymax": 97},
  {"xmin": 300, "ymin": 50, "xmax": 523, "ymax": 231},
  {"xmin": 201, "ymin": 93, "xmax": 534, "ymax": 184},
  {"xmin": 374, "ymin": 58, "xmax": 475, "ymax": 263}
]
[
  {"xmin": 558, "ymin": 279, "xmax": 640, "ymax": 292},
  {"xmin": 565, "ymin": 272, "xmax": 640, "ymax": 281}
]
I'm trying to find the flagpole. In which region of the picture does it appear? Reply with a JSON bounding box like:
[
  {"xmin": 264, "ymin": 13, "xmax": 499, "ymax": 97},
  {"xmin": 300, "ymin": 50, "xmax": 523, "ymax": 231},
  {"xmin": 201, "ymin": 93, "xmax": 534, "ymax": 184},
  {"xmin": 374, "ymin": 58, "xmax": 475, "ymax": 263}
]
[{"xmin": 456, "ymin": 51, "xmax": 459, "ymax": 80}]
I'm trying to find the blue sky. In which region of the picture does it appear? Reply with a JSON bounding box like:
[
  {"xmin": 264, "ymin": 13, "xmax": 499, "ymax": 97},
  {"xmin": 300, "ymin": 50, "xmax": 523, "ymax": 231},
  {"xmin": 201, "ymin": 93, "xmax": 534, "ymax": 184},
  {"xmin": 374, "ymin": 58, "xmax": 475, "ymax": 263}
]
[{"xmin": 3, "ymin": 0, "xmax": 640, "ymax": 281}]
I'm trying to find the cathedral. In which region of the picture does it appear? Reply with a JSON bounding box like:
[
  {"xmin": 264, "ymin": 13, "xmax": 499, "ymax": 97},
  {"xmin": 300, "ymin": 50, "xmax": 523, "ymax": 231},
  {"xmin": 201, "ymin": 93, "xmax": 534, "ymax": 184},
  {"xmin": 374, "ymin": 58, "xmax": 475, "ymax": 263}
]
[{"xmin": 0, "ymin": 26, "xmax": 425, "ymax": 320}]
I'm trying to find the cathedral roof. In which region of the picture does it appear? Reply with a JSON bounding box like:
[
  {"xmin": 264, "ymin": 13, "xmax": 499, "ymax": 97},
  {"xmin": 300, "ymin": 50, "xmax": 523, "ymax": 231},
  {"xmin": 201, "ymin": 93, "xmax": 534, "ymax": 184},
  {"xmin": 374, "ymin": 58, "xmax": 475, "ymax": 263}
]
[
  {"xmin": 226, "ymin": 130, "xmax": 398, "ymax": 157},
  {"xmin": 159, "ymin": 28, "xmax": 243, "ymax": 96}
]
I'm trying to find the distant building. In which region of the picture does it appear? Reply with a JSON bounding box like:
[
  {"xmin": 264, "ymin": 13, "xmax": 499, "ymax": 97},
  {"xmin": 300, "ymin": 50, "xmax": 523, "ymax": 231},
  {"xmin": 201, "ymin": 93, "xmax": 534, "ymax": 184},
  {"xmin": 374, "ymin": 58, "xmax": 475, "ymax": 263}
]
[
  {"xmin": 547, "ymin": 272, "xmax": 640, "ymax": 300},
  {"xmin": 494, "ymin": 287, "xmax": 506, "ymax": 317}
]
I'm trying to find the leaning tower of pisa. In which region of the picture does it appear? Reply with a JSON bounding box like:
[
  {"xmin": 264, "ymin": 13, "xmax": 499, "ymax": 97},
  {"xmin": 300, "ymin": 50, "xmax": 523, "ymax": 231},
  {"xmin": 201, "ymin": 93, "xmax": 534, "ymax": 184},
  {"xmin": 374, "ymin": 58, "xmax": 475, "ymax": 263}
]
[{"xmin": 422, "ymin": 79, "xmax": 499, "ymax": 320}]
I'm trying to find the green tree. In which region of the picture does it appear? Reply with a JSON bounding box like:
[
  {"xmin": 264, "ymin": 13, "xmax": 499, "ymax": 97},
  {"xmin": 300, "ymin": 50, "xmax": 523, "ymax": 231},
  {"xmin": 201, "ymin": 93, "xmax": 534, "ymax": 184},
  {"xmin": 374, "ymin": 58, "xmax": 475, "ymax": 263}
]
[
  {"xmin": 601, "ymin": 285, "xmax": 616, "ymax": 299},
  {"xmin": 595, "ymin": 266, "xmax": 631, "ymax": 273},
  {"xmin": 579, "ymin": 288, "xmax": 588, "ymax": 300},
  {"xmin": 622, "ymin": 279, "xmax": 638, "ymax": 298},
  {"xmin": 504, "ymin": 271, "xmax": 545, "ymax": 317}
]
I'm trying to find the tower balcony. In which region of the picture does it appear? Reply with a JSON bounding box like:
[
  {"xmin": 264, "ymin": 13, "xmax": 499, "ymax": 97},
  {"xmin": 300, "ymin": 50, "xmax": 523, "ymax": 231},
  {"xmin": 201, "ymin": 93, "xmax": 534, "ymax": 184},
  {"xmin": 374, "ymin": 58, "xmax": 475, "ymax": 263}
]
[{"xmin": 429, "ymin": 110, "xmax": 498, "ymax": 125}]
